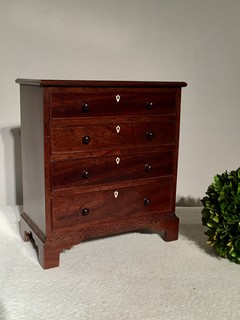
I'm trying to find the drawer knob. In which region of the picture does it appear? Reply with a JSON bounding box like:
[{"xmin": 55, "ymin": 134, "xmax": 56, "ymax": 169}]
[
  {"xmin": 82, "ymin": 135, "xmax": 91, "ymax": 145},
  {"xmin": 82, "ymin": 170, "xmax": 90, "ymax": 179},
  {"xmin": 82, "ymin": 103, "xmax": 89, "ymax": 112},
  {"xmin": 144, "ymin": 198, "xmax": 151, "ymax": 206},
  {"xmin": 146, "ymin": 102, "xmax": 153, "ymax": 110},
  {"xmin": 146, "ymin": 131, "xmax": 154, "ymax": 140},
  {"xmin": 145, "ymin": 164, "xmax": 152, "ymax": 172},
  {"xmin": 82, "ymin": 208, "xmax": 90, "ymax": 216}
]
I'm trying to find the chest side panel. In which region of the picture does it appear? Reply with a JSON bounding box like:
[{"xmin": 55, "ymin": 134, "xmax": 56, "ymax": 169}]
[{"xmin": 20, "ymin": 85, "xmax": 46, "ymax": 234}]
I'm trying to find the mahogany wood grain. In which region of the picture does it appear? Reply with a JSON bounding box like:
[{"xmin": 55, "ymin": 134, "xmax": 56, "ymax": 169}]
[
  {"xmin": 51, "ymin": 119, "xmax": 175, "ymax": 154},
  {"xmin": 51, "ymin": 151, "xmax": 173, "ymax": 190},
  {"xmin": 51, "ymin": 180, "xmax": 173, "ymax": 230},
  {"xmin": 20, "ymin": 85, "xmax": 46, "ymax": 234},
  {"xmin": 50, "ymin": 89, "xmax": 176, "ymax": 118},
  {"xmin": 16, "ymin": 79, "xmax": 187, "ymax": 88},
  {"xmin": 17, "ymin": 79, "xmax": 187, "ymax": 269}
]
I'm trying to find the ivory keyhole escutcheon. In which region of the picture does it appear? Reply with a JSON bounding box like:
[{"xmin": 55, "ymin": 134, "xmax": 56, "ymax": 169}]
[
  {"xmin": 114, "ymin": 191, "xmax": 119, "ymax": 198},
  {"xmin": 116, "ymin": 157, "xmax": 120, "ymax": 164},
  {"xmin": 116, "ymin": 95, "xmax": 120, "ymax": 102},
  {"xmin": 116, "ymin": 125, "xmax": 120, "ymax": 133}
]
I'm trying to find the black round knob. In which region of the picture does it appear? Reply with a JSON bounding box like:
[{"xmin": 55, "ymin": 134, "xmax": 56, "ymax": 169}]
[
  {"xmin": 146, "ymin": 131, "xmax": 154, "ymax": 140},
  {"xmin": 82, "ymin": 103, "xmax": 89, "ymax": 112},
  {"xmin": 144, "ymin": 198, "xmax": 151, "ymax": 206},
  {"xmin": 145, "ymin": 164, "xmax": 152, "ymax": 172},
  {"xmin": 82, "ymin": 170, "xmax": 89, "ymax": 179},
  {"xmin": 82, "ymin": 135, "xmax": 91, "ymax": 145},
  {"xmin": 82, "ymin": 208, "xmax": 90, "ymax": 216},
  {"xmin": 146, "ymin": 102, "xmax": 153, "ymax": 110}
]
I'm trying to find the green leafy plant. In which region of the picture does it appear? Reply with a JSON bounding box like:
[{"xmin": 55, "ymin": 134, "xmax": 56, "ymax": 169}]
[{"xmin": 201, "ymin": 168, "xmax": 240, "ymax": 263}]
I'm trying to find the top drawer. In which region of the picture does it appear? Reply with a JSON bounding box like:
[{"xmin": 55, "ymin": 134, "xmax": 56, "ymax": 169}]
[{"xmin": 50, "ymin": 88, "xmax": 177, "ymax": 118}]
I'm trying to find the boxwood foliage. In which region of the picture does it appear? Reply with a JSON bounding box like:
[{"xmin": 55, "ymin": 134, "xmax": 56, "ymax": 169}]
[{"xmin": 201, "ymin": 168, "xmax": 240, "ymax": 263}]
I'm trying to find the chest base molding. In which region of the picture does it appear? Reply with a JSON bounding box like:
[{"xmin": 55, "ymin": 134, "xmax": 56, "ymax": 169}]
[{"xmin": 20, "ymin": 211, "xmax": 179, "ymax": 269}]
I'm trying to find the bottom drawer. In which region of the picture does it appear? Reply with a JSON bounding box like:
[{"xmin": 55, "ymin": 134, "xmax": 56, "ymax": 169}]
[{"xmin": 51, "ymin": 181, "xmax": 173, "ymax": 230}]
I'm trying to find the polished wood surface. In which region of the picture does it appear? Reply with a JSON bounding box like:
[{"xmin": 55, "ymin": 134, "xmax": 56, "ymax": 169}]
[
  {"xmin": 50, "ymin": 88, "xmax": 177, "ymax": 118},
  {"xmin": 51, "ymin": 119, "xmax": 175, "ymax": 153},
  {"xmin": 52, "ymin": 180, "xmax": 172, "ymax": 230},
  {"xmin": 17, "ymin": 79, "xmax": 187, "ymax": 269},
  {"xmin": 16, "ymin": 78, "xmax": 187, "ymax": 88},
  {"xmin": 20, "ymin": 85, "xmax": 46, "ymax": 234},
  {"xmin": 51, "ymin": 151, "xmax": 173, "ymax": 191}
]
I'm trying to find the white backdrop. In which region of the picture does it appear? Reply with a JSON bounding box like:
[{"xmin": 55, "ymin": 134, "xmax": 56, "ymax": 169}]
[{"xmin": 1, "ymin": 0, "xmax": 240, "ymax": 205}]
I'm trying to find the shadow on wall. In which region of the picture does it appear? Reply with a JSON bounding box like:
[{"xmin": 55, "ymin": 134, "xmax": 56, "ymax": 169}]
[
  {"xmin": 0, "ymin": 301, "xmax": 7, "ymax": 319},
  {"xmin": 176, "ymin": 195, "xmax": 202, "ymax": 207},
  {"xmin": 1, "ymin": 127, "xmax": 23, "ymax": 205}
]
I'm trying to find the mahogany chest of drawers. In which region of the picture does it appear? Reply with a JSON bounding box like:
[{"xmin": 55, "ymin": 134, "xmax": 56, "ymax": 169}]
[{"xmin": 16, "ymin": 79, "xmax": 187, "ymax": 269}]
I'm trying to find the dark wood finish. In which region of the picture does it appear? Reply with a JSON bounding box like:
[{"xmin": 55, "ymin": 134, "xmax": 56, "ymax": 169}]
[
  {"xmin": 51, "ymin": 151, "xmax": 173, "ymax": 191},
  {"xmin": 50, "ymin": 89, "xmax": 177, "ymax": 118},
  {"xmin": 16, "ymin": 79, "xmax": 187, "ymax": 88},
  {"xmin": 51, "ymin": 119, "xmax": 175, "ymax": 154},
  {"xmin": 17, "ymin": 79, "xmax": 187, "ymax": 269},
  {"xmin": 19, "ymin": 85, "xmax": 46, "ymax": 234},
  {"xmin": 52, "ymin": 180, "xmax": 173, "ymax": 230}
]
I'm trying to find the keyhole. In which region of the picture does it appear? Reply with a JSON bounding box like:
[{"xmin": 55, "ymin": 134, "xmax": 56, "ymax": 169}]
[
  {"xmin": 114, "ymin": 191, "xmax": 119, "ymax": 198},
  {"xmin": 116, "ymin": 95, "xmax": 120, "ymax": 102},
  {"xmin": 116, "ymin": 125, "xmax": 120, "ymax": 133},
  {"xmin": 116, "ymin": 157, "xmax": 120, "ymax": 164}
]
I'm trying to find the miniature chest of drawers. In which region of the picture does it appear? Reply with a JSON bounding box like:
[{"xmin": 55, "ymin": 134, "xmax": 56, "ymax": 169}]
[{"xmin": 16, "ymin": 79, "xmax": 187, "ymax": 269}]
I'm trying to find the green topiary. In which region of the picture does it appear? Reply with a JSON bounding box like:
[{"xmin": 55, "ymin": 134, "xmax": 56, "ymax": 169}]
[{"xmin": 201, "ymin": 168, "xmax": 240, "ymax": 263}]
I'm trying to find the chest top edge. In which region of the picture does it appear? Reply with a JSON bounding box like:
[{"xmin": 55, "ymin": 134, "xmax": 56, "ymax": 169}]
[{"xmin": 15, "ymin": 79, "xmax": 187, "ymax": 88}]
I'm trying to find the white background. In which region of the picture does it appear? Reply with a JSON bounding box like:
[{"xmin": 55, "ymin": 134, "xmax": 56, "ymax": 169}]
[{"xmin": 1, "ymin": 0, "xmax": 240, "ymax": 205}]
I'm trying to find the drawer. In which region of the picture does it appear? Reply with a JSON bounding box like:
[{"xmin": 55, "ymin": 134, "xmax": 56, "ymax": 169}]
[
  {"xmin": 51, "ymin": 120, "xmax": 175, "ymax": 154},
  {"xmin": 50, "ymin": 90, "xmax": 177, "ymax": 118},
  {"xmin": 51, "ymin": 151, "xmax": 173, "ymax": 191},
  {"xmin": 51, "ymin": 181, "xmax": 173, "ymax": 230}
]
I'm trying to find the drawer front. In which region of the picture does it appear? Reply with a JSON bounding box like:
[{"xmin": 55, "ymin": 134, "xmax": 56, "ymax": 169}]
[
  {"xmin": 51, "ymin": 121, "xmax": 175, "ymax": 154},
  {"xmin": 50, "ymin": 90, "xmax": 177, "ymax": 118},
  {"xmin": 51, "ymin": 181, "xmax": 173, "ymax": 230},
  {"xmin": 51, "ymin": 151, "xmax": 174, "ymax": 191}
]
